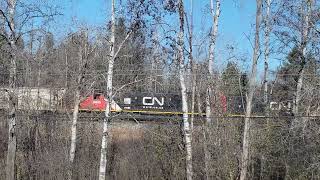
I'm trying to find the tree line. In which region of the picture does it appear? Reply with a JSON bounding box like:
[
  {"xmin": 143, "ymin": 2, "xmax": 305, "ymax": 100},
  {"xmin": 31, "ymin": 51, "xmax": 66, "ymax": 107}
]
[{"xmin": 0, "ymin": 0, "xmax": 320, "ymax": 179}]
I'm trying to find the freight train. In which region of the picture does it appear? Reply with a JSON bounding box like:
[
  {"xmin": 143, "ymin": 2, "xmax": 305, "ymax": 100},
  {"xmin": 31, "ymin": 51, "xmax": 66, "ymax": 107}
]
[
  {"xmin": 76, "ymin": 91, "xmax": 247, "ymax": 115},
  {"xmin": 79, "ymin": 91, "xmax": 268, "ymax": 115},
  {"xmin": 0, "ymin": 87, "xmax": 273, "ymax": 116}
]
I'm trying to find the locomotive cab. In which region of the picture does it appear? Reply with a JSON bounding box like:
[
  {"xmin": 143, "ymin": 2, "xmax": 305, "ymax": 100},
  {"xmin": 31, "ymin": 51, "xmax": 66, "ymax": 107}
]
[{"xmin": 79, "ymin": 91, "xmax": 122, "ymax": 112}]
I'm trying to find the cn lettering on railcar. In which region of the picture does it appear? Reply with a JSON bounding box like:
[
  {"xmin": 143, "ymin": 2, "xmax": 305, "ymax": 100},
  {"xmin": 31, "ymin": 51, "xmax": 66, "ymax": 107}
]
[
  {"xmin": 142, "ymin": 97, "xmax": 164, "ymax": 109},
  {"xmin": 118, "ymin": 93, "xmax": 182, "ymax": 113}
]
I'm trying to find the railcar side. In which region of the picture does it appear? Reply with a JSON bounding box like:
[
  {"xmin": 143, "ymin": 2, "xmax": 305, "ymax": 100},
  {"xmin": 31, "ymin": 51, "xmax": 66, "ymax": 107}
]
[{"xmin": 0, "ymin": 87, "xmax": 65, "ymax": 112}]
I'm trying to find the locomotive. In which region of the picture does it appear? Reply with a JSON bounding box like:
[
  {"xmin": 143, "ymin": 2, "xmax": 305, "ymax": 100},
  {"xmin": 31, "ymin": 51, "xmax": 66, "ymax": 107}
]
[
  {"xmin": 79, "ymin": 92, "xmax": 186, "ymax": 115},
  {"xmin": 79, "ymin": 92, "xmax": 122, "ymax": 112}
]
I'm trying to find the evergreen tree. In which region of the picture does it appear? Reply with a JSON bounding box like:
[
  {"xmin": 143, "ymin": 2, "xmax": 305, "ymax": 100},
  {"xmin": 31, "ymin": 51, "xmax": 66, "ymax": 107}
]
[
  {"xmin": 221, "ymin": 62, "xmax": 248, "ymax": 113},
  {"xmin": 221, "ymin": 62, "xmax": 247, "ymax": 96},
  {"xmin": 272, "ymin": 47, "xmax": 319, "ymax": 113}
]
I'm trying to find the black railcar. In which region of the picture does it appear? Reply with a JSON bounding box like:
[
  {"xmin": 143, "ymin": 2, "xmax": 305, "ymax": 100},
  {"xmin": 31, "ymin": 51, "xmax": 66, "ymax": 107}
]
[{"xmin": 115, "ymin": 93, "xmax": 182, "ymax": 114}]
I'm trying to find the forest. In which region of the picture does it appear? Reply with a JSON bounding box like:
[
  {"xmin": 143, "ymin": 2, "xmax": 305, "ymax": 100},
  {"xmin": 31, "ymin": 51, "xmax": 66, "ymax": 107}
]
[{"xmin": 0, "ymin": 0, "xmax": 320, "ymax": 179}]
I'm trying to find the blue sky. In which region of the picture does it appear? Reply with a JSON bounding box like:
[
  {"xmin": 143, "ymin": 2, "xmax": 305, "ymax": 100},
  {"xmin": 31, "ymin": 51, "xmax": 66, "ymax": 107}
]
[{"xmin": 54, "ymin": 0, "xmax": 280, "ymax": 78}]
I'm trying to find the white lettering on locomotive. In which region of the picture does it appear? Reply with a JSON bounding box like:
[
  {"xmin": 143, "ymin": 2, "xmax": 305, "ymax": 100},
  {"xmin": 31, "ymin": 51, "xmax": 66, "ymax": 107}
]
[{"xmin": 142, "ymin": 97, "xmax": 164, "ymax": 106}]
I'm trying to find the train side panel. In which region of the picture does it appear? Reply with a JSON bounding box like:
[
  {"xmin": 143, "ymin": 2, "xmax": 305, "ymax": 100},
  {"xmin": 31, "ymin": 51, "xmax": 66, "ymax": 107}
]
[
  {"xmin": 116, "ymin": 93, "xmax": 182, "ymax": 114},
  {"xmin": 0, "ymin": 87, "xmax": 65, "ymax": 111}
]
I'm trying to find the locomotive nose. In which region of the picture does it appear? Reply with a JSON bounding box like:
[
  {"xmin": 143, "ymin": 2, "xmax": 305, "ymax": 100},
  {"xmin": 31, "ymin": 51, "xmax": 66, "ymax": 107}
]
[{"xmin": 104, "ymin": 98, "xmax": 122, "ymax": 112}]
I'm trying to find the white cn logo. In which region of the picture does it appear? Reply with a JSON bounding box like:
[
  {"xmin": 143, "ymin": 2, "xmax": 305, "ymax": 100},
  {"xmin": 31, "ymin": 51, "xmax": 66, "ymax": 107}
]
[{"xmin": 142, "ymin": 97, "xmax": 164, "ymax": 106}]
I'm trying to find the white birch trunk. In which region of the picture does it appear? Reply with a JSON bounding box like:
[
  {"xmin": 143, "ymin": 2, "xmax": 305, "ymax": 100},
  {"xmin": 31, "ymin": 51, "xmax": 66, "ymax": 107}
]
[
  {"xmin": 99, "ymin": 50, "xmax": 114, "ymax": 180},
  {"xmin": 37, "ymin": 48, "xmax": 42, "ymax": 111},
  {"xmin": 69, "ymin": 90, "xmax": 80, "ymax": 163},
  {"xmin": 196, "ymin": 79, "xmax": 202, "ymax": 115},
  {"xmin": 203, "ymin": 1, "xmax": 220, "ymax": 179},
  {"xmin": 196, "ymin": 77, "xmax": 211, "ymax": 179},
  {"xmin": 180, "ymin": 65, "xmax": 193, "ymax": 180},
  {"xmin": 293, "ymin": 0, "xmax": 312, "ymax": 125},
  {"xmin": 188, "ymin": 0, "xmax": 195, "ymax": 132},
  {"xmin": 99, "ymin": 0, "xmax": 115, "ymax": 179},
  {"xmin": 293, "ymin": 68, "xmax": 304, "ymax": 117},
  {"xmin": 240, "ymin": 0, "xmax": 262, "ymax": 180},
  {"xmin": 178, "ymin": 0, "xmax": 193, "ymax": 179},
  {"xmin": 263, "ymin": 0, "xmax": 271, "ymax": 106},
  {"xmin": 68, "ymin": 36, "xmax": 86, "ymax": 179},
  {"xmin": 206, "ymin": 0, "xmax": 220, "ymax": 124},
  {"xmin": 6, "ymin": 1, "xmax": 17, "ymax": 180},
  {"xmin": 208, "ymin": 0, "xmax": 220, "ymax": 76},
  {"xmin": 262, "ymin": 1, "xmax": 271, "ymax": 174},
  {"xmin": 190, "ymin": 78, "xmax": 195, "ymax": 130},
  {"xmin": 205, "ymin": 92, "xmax": 212, "ymax": 123}
]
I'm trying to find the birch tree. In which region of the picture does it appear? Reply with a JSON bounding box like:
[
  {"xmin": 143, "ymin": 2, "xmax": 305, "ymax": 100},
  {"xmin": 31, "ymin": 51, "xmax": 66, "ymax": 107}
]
[
  {"xmin": 206, "ymin": 0, "xmax": 220, "ymax": 123},
  {"xmin": 99, "ymin": 0, "xmax": 132, "ymax": 179},
  {"xmin": 186, "ymin": 0, "xmax": 195, "ymax": 131},
  {"xmin": 177, "ymin": 0, "xmax": 193, "ymax": 179},
  {"xmin": 263, "ymin": 0, "xmax": 271, "ymax": 107},
  {"xmin": 261, "ymin": 3, "xmax": 271, "ymax": 174},
  {"xmin": 68, "ymin": 30, "xmax": 93, "ymax": 180},
  {"xmin": 99, "ymin": 2, "xmax": 116, "ymax": 178},
  {"xmin": 4, "ymin": 1, "xmax": 17, "ymax": 179},
  {"xmin": 240, "ymin": 0, "xmax": 262, "ymax": 179},
  {"xmin": 203, "ymin": 0, "xmax": 220, "ymax": 178},
  {"xmin": 292, "ymin": 0, "xmax": 313, "ymax": 125},
  {"xmin": 0, "ymin": 1, "xmax": 59, "ymax": 178}
]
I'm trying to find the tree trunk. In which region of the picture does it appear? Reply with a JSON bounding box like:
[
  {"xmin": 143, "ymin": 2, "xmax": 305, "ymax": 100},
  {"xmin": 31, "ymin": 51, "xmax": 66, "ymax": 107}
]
[
  {"xmin": 292, "ymin": 0, "xmax": 312, "ymax": 127},
  {"xmin": 196, "ymin": 79, "xmax": 202, "ymax": 115},
  {"xmin": 68, "ymin": 36, "xmax": 86, "ymax": 179},
  {"xmin": 240, "ymin": 0, "xmax": 262, "ymax": 180},
  {"xmin": 65, "ymin": 48, "xmax": 68, "ymax": 87},
  {"xmin": 293, "ymin": 68, "xmax": 304, "ymax": 117},
  {"xmin": 208, "ymin": 0, "xmax": 220, "ymax": 76},
  {"xmin": 7, "ymin": 56, "xmax": 17, "ymax": 180},
  {"xmin": 206, "ymin": 0, "xmax": 220, "ymax": 124},
  {"xmin": 188, "ymin": 0, "xmax": 195, "ymax": 132},
  {"xmin": 68, "ymin": 89, "xmax": 80, "ymax": 179},
  {"xmin": 99, "ymin": 0, "xmax": 115, "ymax": 179},
  {"xmin": 37, "ymin": 49, "xmax": 42, "ymax": 111},
  {"xmin": 178, "ymin": 0, "xmax": 193, "ymax": 179},
  {"xmin": 190, "ymin": 77, "xmax": 195, "ymax": 130},
  {"xmin": 203, "ymin": 124, "xmax": 211, "ymax": 180},
  {"xmin": 203, "ymin": 1, "xmax": 220, "ymax": 179},
  {"xmin": 6, "ymin": 1, "xmax": 17, "ymax": 180},
  {"xmin": 26, "ymin": 27, "xmax": 34, "ymax": 87},
  {"xmin": 263, "ymin": 0, "xmax": 271, "ymax": 107},
  {"xmin": 263, "ymin": 2, "xmax": 271, "ymax": 161}
]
